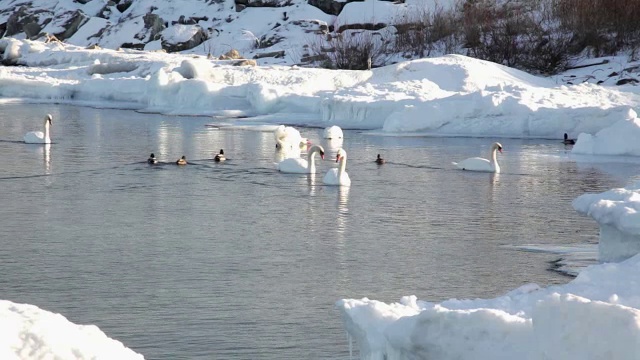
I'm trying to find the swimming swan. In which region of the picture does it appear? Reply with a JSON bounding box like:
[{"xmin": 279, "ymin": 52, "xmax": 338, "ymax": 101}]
[
  {"xmin": 214, "ymin": 149, "xmax": 226, "ymax": 162},
  {"xmin": 24, "ymin": 114, "xmax": 52, "ymax": 144},
  {"xmin": 277, "ymin": 145, "xmax": 325, "ymax": 174},
  {"xmin": 323, "ymin": 125, "xmax": 343, "ymax": 139},
  {"xmin": 453, "ymin": 142, "xmax": 503, "ymax": 173},
  {"xmin": 323, "ymin": 148, "xmax": 351, "ymax": 186},
  {"xmin": 274, "ymin": 125, "xmax": 308, "ymax": 150}
]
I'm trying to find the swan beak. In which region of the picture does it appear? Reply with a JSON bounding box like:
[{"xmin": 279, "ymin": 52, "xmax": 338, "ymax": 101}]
[
  {"xmin": 320, "ymin": 152, "xmax": 325, "ymax": 160},
  {"xmin": 498, "ymin": 148, "xmax": 503, "ymax": 153},
  {"xmin": 335, "ymin": 155, "xmax": 340, "ymax": 163}
]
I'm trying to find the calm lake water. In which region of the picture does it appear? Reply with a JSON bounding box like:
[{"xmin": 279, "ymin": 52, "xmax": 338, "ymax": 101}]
[{"xmin": 0, "ymin": 102, "xmax": 638, "ymax": 359}]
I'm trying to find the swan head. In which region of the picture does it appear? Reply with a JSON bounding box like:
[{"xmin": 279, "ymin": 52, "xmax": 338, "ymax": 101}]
[
  {"xmin": 45, "ymin": 114, "xmax": 52, "ymax": 125},
  {"xmin": 309, "ymin": 145, "xmax": 325, "ymax": 160},
  {"xmin": 336, "ymin": 148, "xmax": 346, "ymax": 163},
  {"xmin": 493, "ymin": 142, "xmax": 503, "ymax": 153}
]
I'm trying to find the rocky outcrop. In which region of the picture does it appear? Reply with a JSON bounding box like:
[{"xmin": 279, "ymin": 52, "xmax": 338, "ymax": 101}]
[
  {"xmin": 5, "ymin": 6, "xmax": 51, "ymax": 39},
  {"xmin": 143, "ymin": 13, "xmax": 165, "ymax": 42},
  {"xmin": 161, "ymin": 26, "xmax": 208, "ymax": 53},
  {"xmin": 55, "ymin": 10, "xmax": 90, "ymax": 41}
]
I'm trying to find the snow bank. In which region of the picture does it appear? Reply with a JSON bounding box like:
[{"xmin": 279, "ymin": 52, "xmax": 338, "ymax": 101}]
[
  {"xmin": 337, "ymin": 253, "xmax": 640, "ymax": 360},
  {"xmin": 573, "ymin": 181, "xmax": 640, "ymax": 262},
  {"xmin": 0, "ymin": 300, "xmax": 143, "ymax": 359},
  {"xmin": 1, "ymin": 38, "xmax": 640, "ymax": 141},
  {"xmin": 572, "ymin": 108, "xmax": 640, "ymax": 156}
]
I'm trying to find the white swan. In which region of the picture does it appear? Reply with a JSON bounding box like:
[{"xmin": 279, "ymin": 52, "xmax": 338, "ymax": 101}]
[
  {"xmin": 274, "ymin": 125, "xmax": 309, "ymax": 150},
  {"xmin": 323, "ymin": 125, "xmax": 343, "ymax": 139},
  {"xmin": 24, "ymin": 114, "xmax": 52, "ymax": 144},
  {"xmin": 323, "ymin": 148, "xmax": 351, "ymax": 186},
  {"xmin": 453, "ymin": 142, "xmax": 503, "ymax": 173},
  {"xmin": 277, "ymin": 145, "xmax": 325, "ymax": 174}
]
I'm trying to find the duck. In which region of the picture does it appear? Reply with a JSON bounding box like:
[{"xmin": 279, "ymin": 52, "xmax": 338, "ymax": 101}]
[
  {"xmin": 214, "ymin": 149, "xmax": 226, "ymax": 162},
  {"xmin": 453, "ymin": 142, "xmax": 503, "ymax": 173},
  {"xmin": 277, "ymin": 145, "xmax": 325, "ymax": 174},
  {"xmin": 24, "ymin": 114, "xmax": 53, "ymax": 144},
  {"xmin": 147, "ymin": 153, "xmax": 158, "ymax": 164},
  {"xmin": 176, "ymin": 156, "xmax": 188, "ymax": 165},
  {"xmin": 563, "ymin": 133, "xmax": 576, "ymax": 145},
  {"xmin": 323, "ymin": 125, "xmax": 343, "ymax": 140},
  {"xmin": 323, "ymin": 148, "xmax": 351, "ymax": 186},
  {"xmin": 375, "ymin": 154, "xmax": 385, "ymax": 165}
]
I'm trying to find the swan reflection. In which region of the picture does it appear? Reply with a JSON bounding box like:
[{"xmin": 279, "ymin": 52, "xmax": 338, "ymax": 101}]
[
  {"xmin": 42, "ymin": 143, "xmax": 51, "ymax": 175},
  {"xmin": 336, "ymin": 186, "xmax": 350, "ymax": 234},
  {"xmin": 308, "ymin": 175, "xmax": 317, "ymax": 196}
]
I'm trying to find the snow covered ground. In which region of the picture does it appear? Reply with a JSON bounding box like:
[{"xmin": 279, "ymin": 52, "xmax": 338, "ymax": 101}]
[
  {"xmin": 0, "ymin": 300, "xmax": 143, "ymax": 359},
  {"xmin": 2, "ymin": 37, "xmax": 640, "ymax": 358}
]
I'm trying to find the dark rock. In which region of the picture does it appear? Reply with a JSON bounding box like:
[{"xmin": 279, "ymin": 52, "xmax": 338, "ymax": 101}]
[
  {"xmin": 161, "ymin": 26, "xmax": 208, "ymax": 53},
  {"xmin": 253, "ymin": 50, "xmax": 285, "ymax": 59},
  {"xmin": 616, "ymin": 78, "xmax": 639, "ymax": 86},
  {"xmin": 55, "ymin": 10, "xmax": 90, "ymax": 41},
  {"xmin": 337, "ymin": 22, "xmax": 386, "ymax": 33},
  {"xmin": 245, "ymin": 0, "xmax": 293, "ymax": 7},
  {"xmin": 307, "ymin": 0, "xmax": 348, "ymax": 15},
  {"xmin": 116, "ymin": 0, "xmax": 133, "ymax": 13},
  {"xmin": 120, "ymin": 42, "xmax": 145, "ymax": 50},
  {"xmin": 22, "ymin": 21, "xmax": 42, "ymax": 39},
  {"xmin": 236, "ymin": 4, "xmax": 246, "ymax": 12},
  {"xmin": 143, "ymin": 13, "xmax": 165, "ymax": 41},
  {"xmin": 74, "ymin": 0, "xmax": 93, "ymax": 4},
  {"xmin": 5, "ymin": 6, "xmax": 36, "ymax": 37}
]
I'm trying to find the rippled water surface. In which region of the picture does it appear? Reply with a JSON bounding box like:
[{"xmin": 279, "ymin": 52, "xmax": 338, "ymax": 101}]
[{"xmin": 0, "ymin": 103, "xmax": 637, "ymax": 359}]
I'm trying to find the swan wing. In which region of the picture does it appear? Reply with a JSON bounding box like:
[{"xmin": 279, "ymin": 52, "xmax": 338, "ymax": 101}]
[
  {"xmin": 323, "ymin": 168, "xmax": 350, "ymax": 186},
  {"xmin": 455, "ymin": 157, "xmax": 494, "ymax": 172},
  {"xmin": 277, "ymin": 157, "xmax": 311, "ymax": 173},
  {"xmin": 323, "ymin": 168, "xmax": 339, "ymax": 185},
  {"xmin": 24, "ymin": 131, "xmax": 47, "ymax": 144}
]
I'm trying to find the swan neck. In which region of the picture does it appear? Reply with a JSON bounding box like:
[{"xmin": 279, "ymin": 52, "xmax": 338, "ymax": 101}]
[
  {"xmin": 308, "ymin": 147, "xmax": 318, "ymax": 168},
  {"xmin": 44, "ymin": 121, "xmax": 50, "ymax": 139},
  {"xmin": 338, "ymin": 154, "xmax": 347, "ymax": 175}
]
